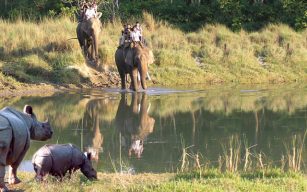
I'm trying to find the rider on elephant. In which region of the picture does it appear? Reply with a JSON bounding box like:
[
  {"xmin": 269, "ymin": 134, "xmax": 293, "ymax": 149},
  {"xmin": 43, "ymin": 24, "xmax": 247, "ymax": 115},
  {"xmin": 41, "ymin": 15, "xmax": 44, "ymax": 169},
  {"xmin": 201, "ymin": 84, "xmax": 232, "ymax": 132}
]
[
  {"xmin": 135, "ymin": 22, "xmax": 143, "ymax": 42},
  {"xmin": 130, "ymin": 25, "xmax": 143, "ymax": 48},
  {"xmin": 79, "ymin": 0, "xmax": 102, "ymax": 22}
]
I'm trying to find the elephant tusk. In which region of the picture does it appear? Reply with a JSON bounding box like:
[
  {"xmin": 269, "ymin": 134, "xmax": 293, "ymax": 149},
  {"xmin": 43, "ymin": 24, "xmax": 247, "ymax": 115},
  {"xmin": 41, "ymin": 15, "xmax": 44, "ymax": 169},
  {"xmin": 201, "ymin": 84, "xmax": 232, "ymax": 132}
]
[
  {"xmin": 137, "ymin": 72, "xmax": 141, "ymax": 81},
  {"xmin": 147, "ymin": 103, "xmax": 151, "ymax": 113},
  {"xmin": 146, "ymin": 72, "xmax": 152, "ymax": 81}
]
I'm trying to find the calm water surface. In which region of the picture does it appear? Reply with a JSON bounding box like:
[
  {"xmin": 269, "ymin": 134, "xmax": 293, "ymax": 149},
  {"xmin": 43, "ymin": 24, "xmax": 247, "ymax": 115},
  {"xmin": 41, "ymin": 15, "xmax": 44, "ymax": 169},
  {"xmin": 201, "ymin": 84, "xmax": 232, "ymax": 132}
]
[{"xmin": 1, "ymin": 84, "xmax": 306, "ymax": 173}]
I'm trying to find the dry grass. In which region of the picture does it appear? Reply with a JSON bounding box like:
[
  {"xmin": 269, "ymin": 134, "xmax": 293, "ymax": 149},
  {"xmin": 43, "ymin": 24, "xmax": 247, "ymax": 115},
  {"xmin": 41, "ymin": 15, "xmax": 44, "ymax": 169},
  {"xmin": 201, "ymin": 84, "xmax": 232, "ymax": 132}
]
[
  {"xmin": 8, "ymin": 170, "xmax": 307, "ymax": 192},
  {"xmin": 0, "ymin": 13, "xmax": 306, "ymax": 88}
]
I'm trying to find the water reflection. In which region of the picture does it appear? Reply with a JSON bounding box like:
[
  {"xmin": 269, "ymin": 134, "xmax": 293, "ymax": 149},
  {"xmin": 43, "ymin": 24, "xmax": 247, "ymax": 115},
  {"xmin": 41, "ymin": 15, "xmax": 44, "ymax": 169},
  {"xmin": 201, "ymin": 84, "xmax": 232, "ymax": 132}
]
[
  {"xmin": 1, "ymin": 84, "xmax": 305, "ymax": 173},
  {"xmin": 115, "ymin": 93, "xmax": 155, "ymax": 158},
  {"xmin": 82, "ymin": 98, "xmax": 104, "ymax": 161}
]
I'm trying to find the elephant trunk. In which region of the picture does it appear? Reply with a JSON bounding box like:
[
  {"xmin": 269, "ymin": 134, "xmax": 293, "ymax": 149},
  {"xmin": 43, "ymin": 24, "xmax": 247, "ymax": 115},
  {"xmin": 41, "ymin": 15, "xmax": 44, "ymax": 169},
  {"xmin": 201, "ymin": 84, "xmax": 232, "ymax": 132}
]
[
  {"xmin": 139, "ymin": 57, "xmax": 148, "ymax": 90},
  {"xmin": 93, "ymin": 32, "xmax": 99, "ymax": 63}
]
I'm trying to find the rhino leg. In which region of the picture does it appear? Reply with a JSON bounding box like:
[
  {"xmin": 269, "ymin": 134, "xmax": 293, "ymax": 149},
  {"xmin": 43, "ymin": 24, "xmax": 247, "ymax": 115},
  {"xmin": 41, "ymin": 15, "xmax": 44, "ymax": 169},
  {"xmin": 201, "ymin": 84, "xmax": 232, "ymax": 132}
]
[
  {"xmin": 8, "ymin": 166, "xmax": 21, "ymax": 184},
  {"xmin": 0, "ymin": 165, "xmax": 8, "ymax": 192},
  {"xmin": 8, "ymin": 140, "xmax": 30, "ymax": 185},
  {"xmin": 0, "ymin": 130, "xmax": 11, "ymax": 192},
  {"xmin": 33, "ymin": 156, "xmax": 52, "ymax": 181}
]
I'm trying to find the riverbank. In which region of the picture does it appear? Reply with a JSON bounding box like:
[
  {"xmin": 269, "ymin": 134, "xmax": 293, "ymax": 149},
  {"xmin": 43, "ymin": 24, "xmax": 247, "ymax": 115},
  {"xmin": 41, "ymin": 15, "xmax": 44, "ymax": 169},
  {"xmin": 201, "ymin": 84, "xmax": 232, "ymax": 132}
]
[
  {"xmin": 0, "ymin": 13, "xmax": 306, "ymax": 89},
  {"xmin": 10, "ymin": 169, "xmax": 307, "ymax": 192}
]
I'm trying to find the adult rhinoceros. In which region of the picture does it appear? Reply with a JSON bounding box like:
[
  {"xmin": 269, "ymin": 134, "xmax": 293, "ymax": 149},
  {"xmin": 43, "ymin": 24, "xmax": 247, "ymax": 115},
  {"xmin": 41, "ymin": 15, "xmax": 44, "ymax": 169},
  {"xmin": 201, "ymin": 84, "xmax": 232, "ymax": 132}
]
[{"xmin": 0, "ymin": 105, "xmax": 53, "ymax": 192}]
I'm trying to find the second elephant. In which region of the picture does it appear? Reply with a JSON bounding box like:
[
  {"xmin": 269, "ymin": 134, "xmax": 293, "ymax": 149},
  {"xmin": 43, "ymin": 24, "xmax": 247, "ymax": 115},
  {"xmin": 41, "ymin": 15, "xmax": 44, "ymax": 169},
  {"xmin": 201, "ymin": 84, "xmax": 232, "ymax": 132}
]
[
  {"xmin": 115, "ymin": 45, "xmax": 154, "ymax": 91},
  {"xmin": 77, "ymin": 17, "xmax": 102, "ymax": 65}
]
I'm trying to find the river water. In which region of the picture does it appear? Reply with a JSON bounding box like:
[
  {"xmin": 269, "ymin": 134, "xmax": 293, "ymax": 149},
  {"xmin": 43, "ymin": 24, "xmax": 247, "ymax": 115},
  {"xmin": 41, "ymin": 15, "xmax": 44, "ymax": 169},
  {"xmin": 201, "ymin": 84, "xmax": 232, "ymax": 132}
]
[{"xmin": 1, "ymin": 84, "xmax": 306, "ymax": 173}]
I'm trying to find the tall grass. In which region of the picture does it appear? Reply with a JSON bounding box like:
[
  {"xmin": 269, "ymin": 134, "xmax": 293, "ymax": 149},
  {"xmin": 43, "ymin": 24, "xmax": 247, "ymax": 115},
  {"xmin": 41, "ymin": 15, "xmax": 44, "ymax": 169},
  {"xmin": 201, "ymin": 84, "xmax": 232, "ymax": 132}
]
[
  {"xmin": 179, "ymin": 131, "xmax": 307, "ymax": 174},
  {"xmin": 0, "ymin": 13, "xmax": 306, "ymax": 88}
]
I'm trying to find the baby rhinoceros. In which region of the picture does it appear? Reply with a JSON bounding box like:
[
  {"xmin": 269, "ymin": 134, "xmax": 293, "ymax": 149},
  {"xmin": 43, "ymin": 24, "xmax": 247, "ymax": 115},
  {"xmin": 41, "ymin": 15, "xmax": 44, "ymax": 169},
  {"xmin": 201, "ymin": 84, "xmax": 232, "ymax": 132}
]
[{"xmin": 32, "ymin": 144, "xmax": 97, "ymax": 181}]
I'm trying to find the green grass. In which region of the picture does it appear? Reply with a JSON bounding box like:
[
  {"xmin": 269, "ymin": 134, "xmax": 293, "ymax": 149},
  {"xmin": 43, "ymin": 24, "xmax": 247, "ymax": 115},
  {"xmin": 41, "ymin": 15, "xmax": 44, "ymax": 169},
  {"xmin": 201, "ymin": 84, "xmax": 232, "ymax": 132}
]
[
  {"xmin": 11, "ymin": 169, "xmax": 307, "ymax": 192},
  {"xmin": 0, "ymin": 13, "xmax": 306, "ymax": 89}
]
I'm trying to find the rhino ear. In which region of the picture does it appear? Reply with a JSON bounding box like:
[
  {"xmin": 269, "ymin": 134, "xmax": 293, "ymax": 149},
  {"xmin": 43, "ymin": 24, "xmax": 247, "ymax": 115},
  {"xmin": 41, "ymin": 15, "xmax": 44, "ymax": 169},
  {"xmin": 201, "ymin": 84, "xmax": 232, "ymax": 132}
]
[
  {"xmin": 23, "ymin": 105, "xmax": 33, "ymax": 115},
  {"xmin": 84, "ymin": 152, "xmax": 92, "ymax": 160},
  {"xmin": 87, "ymin": 152, "xmax": 92, "ymax": 160}
]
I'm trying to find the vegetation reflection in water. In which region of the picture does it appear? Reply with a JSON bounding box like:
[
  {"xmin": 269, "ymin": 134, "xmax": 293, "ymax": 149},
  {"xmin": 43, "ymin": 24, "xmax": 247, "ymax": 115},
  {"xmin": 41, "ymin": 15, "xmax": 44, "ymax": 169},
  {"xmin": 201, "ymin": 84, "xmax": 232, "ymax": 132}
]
[{"xmin": 1, "ymin": 84, "xmax": 306, "ymax": 173}]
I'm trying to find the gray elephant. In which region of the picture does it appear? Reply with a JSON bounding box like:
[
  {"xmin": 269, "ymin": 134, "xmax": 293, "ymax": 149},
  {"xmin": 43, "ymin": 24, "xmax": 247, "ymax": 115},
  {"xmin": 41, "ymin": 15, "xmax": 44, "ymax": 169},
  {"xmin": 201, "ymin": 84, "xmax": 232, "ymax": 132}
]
[
  {"xmin": 115, "ymin": 45, "xmax": 154, "ymax": 91},
  {"xmin": 32, "ymin": 144, "xmax": 97, "ymax": 180},
  {"xmin": 77, "ymin": 17, "xmax": 102, "ymax": 65},
  {"xmin": 0, "ymin": 105, "xmax": 53, "ymax": 192}
]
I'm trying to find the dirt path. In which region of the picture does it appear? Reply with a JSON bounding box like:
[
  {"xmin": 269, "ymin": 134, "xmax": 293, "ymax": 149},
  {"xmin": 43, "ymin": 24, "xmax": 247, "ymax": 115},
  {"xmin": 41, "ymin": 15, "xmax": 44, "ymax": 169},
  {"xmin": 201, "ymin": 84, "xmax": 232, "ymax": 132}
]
[
  {"xmin": 69, "ymin": 64, "xmax": 121, "ymax": 88},
  {"xmin": 0, "ymin": 83, "xmax": 60, "ymax": 97},
  {"xmin": 0, "ymin": 65, "xmax": 121, "ymax": 98}
]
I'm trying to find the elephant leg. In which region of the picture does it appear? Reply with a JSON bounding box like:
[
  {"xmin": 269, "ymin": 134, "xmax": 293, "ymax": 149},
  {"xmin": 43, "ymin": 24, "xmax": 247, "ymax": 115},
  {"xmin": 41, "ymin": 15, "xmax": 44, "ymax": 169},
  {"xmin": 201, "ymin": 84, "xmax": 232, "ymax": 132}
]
[
  {"xmin": 120, "ymin": 72, "xmax": 126, "ymax": 90},
  {"xmin": 131, "ymin": 68, "xmax": 139, "ymax": 92},
  {"xmin": 129, "ymin": 72, "xmax": 134, "ymax": 90},
  {"xmin": 90, "ymin": 42, "xmax": 94, "ymax": 61},
  {"xmin": 83, "ymin": 40, "xmax": 87, "ymax": 57}
]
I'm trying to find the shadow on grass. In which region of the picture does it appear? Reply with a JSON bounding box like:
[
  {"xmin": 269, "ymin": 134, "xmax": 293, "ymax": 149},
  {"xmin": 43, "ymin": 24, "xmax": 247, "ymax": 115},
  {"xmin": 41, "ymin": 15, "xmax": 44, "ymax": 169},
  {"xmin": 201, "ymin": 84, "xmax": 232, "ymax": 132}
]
[{"xmin": 0, "ymin": 42, "xmax": 85, "ymax": 84}]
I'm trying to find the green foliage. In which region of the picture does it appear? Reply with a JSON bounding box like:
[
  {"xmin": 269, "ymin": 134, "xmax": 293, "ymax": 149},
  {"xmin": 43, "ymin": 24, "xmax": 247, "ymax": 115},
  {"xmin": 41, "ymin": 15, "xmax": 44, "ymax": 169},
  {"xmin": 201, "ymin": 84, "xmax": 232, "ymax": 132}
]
[
  {"xmin": 119, "ymin": 0, "xmax": 307, "ymax": 31},
  {"xmin": 1, "ymin": 0, "xmax": 306, "ymax": 31},
  {"xmin": 0, "ymin": 17, "xmax": 306, "ymax": 87},
  {"xmin": 52, "ymin": 68, "xmax": 81, "ymax": 84}
]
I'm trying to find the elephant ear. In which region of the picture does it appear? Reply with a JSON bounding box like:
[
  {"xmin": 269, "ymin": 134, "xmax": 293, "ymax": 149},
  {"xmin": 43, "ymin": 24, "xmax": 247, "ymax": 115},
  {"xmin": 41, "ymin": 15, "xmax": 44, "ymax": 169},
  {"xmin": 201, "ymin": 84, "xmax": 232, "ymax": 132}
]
[
  {"xmin": 125, "ymin": 49, "xmax": 134, "ymax": 66},
  {"xmin": 80, "ymin": 21, "xmax": 92, "ymax": 36},
  {"xmin": 147, "ymin": 50, "xmax": 155, "ymax": 65}
]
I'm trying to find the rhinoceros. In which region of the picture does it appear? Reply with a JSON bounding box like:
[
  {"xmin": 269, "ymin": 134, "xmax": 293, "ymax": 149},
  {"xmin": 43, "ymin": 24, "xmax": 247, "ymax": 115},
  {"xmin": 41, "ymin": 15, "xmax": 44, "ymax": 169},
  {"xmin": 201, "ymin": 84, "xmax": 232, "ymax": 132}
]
[
  {"xmin": 32, "ymin": 144, "xmax": 97, "ymax": 181},
  {"xmin": 0, "ymin": 105, "xmax": 53, "ymax": 192}
]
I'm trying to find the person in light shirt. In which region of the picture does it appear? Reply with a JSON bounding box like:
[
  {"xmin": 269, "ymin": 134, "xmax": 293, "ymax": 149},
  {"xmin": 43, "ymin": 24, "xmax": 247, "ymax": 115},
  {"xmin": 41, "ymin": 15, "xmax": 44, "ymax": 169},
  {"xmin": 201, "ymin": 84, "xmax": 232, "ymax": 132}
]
[
  {"xmin": 135, "ymin": 22, "xmax": 143, "ymax": 42},
  {"xmin": 85, "ymin": 6, "xmax": 96, "ymax": 20},
  {"xmin": 130, "ymin": 26, "xmax": 143, "ymax": 47}
]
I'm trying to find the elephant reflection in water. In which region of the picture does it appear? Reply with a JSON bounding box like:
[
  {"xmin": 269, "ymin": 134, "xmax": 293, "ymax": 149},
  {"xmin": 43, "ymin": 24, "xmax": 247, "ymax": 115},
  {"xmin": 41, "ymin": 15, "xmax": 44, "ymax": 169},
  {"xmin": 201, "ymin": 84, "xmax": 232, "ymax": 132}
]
[
  {"xmin": 115, "ymin": 93, "xmax": 155, "ymax": 158},
  {"xmin": 82, "ymin": 98, "xmax": 107, "ymax": 161}
]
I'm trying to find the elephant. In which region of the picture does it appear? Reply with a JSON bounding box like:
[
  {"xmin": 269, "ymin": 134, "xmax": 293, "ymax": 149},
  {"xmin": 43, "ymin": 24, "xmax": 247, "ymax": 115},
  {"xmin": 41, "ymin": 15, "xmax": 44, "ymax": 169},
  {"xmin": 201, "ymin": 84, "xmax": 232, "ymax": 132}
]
[
  {"xmin": 0, "ymin": 105, "xmax": 53, "ymax": 192},
  {"xmin": 115, "ymin": 44, "xmax": 155, "ymax": 91},
  {"xmin": 77, "ymin": 17, "xmax": 102, "ymax": 66},
  {"xmin": 32, "ymin": 144, "xmax": 97, "ymax": 181},
  {"xmin": 114, "ymin": 93, "xmax": 155, "ymax": 158}
]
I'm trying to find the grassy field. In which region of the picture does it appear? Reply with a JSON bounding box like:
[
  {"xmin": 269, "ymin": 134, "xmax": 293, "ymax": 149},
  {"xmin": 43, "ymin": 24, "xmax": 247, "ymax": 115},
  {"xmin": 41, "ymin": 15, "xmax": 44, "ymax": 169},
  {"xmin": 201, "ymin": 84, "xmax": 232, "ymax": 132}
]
[
  {"xmin": 0, "ymin": 12, "xmax": 306, "ymax": 90},
  {"xmin": 9, "ymin": 169, "xmax": 307, "ymax": 192}
]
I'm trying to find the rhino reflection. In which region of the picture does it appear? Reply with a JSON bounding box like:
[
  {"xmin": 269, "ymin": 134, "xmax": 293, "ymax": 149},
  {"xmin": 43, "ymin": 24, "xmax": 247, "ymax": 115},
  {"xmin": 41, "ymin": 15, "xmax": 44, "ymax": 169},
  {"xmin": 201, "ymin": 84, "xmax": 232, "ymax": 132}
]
[{"xmin": 115, "ymin": 93, "xmax": 155, "ymax": 158}]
